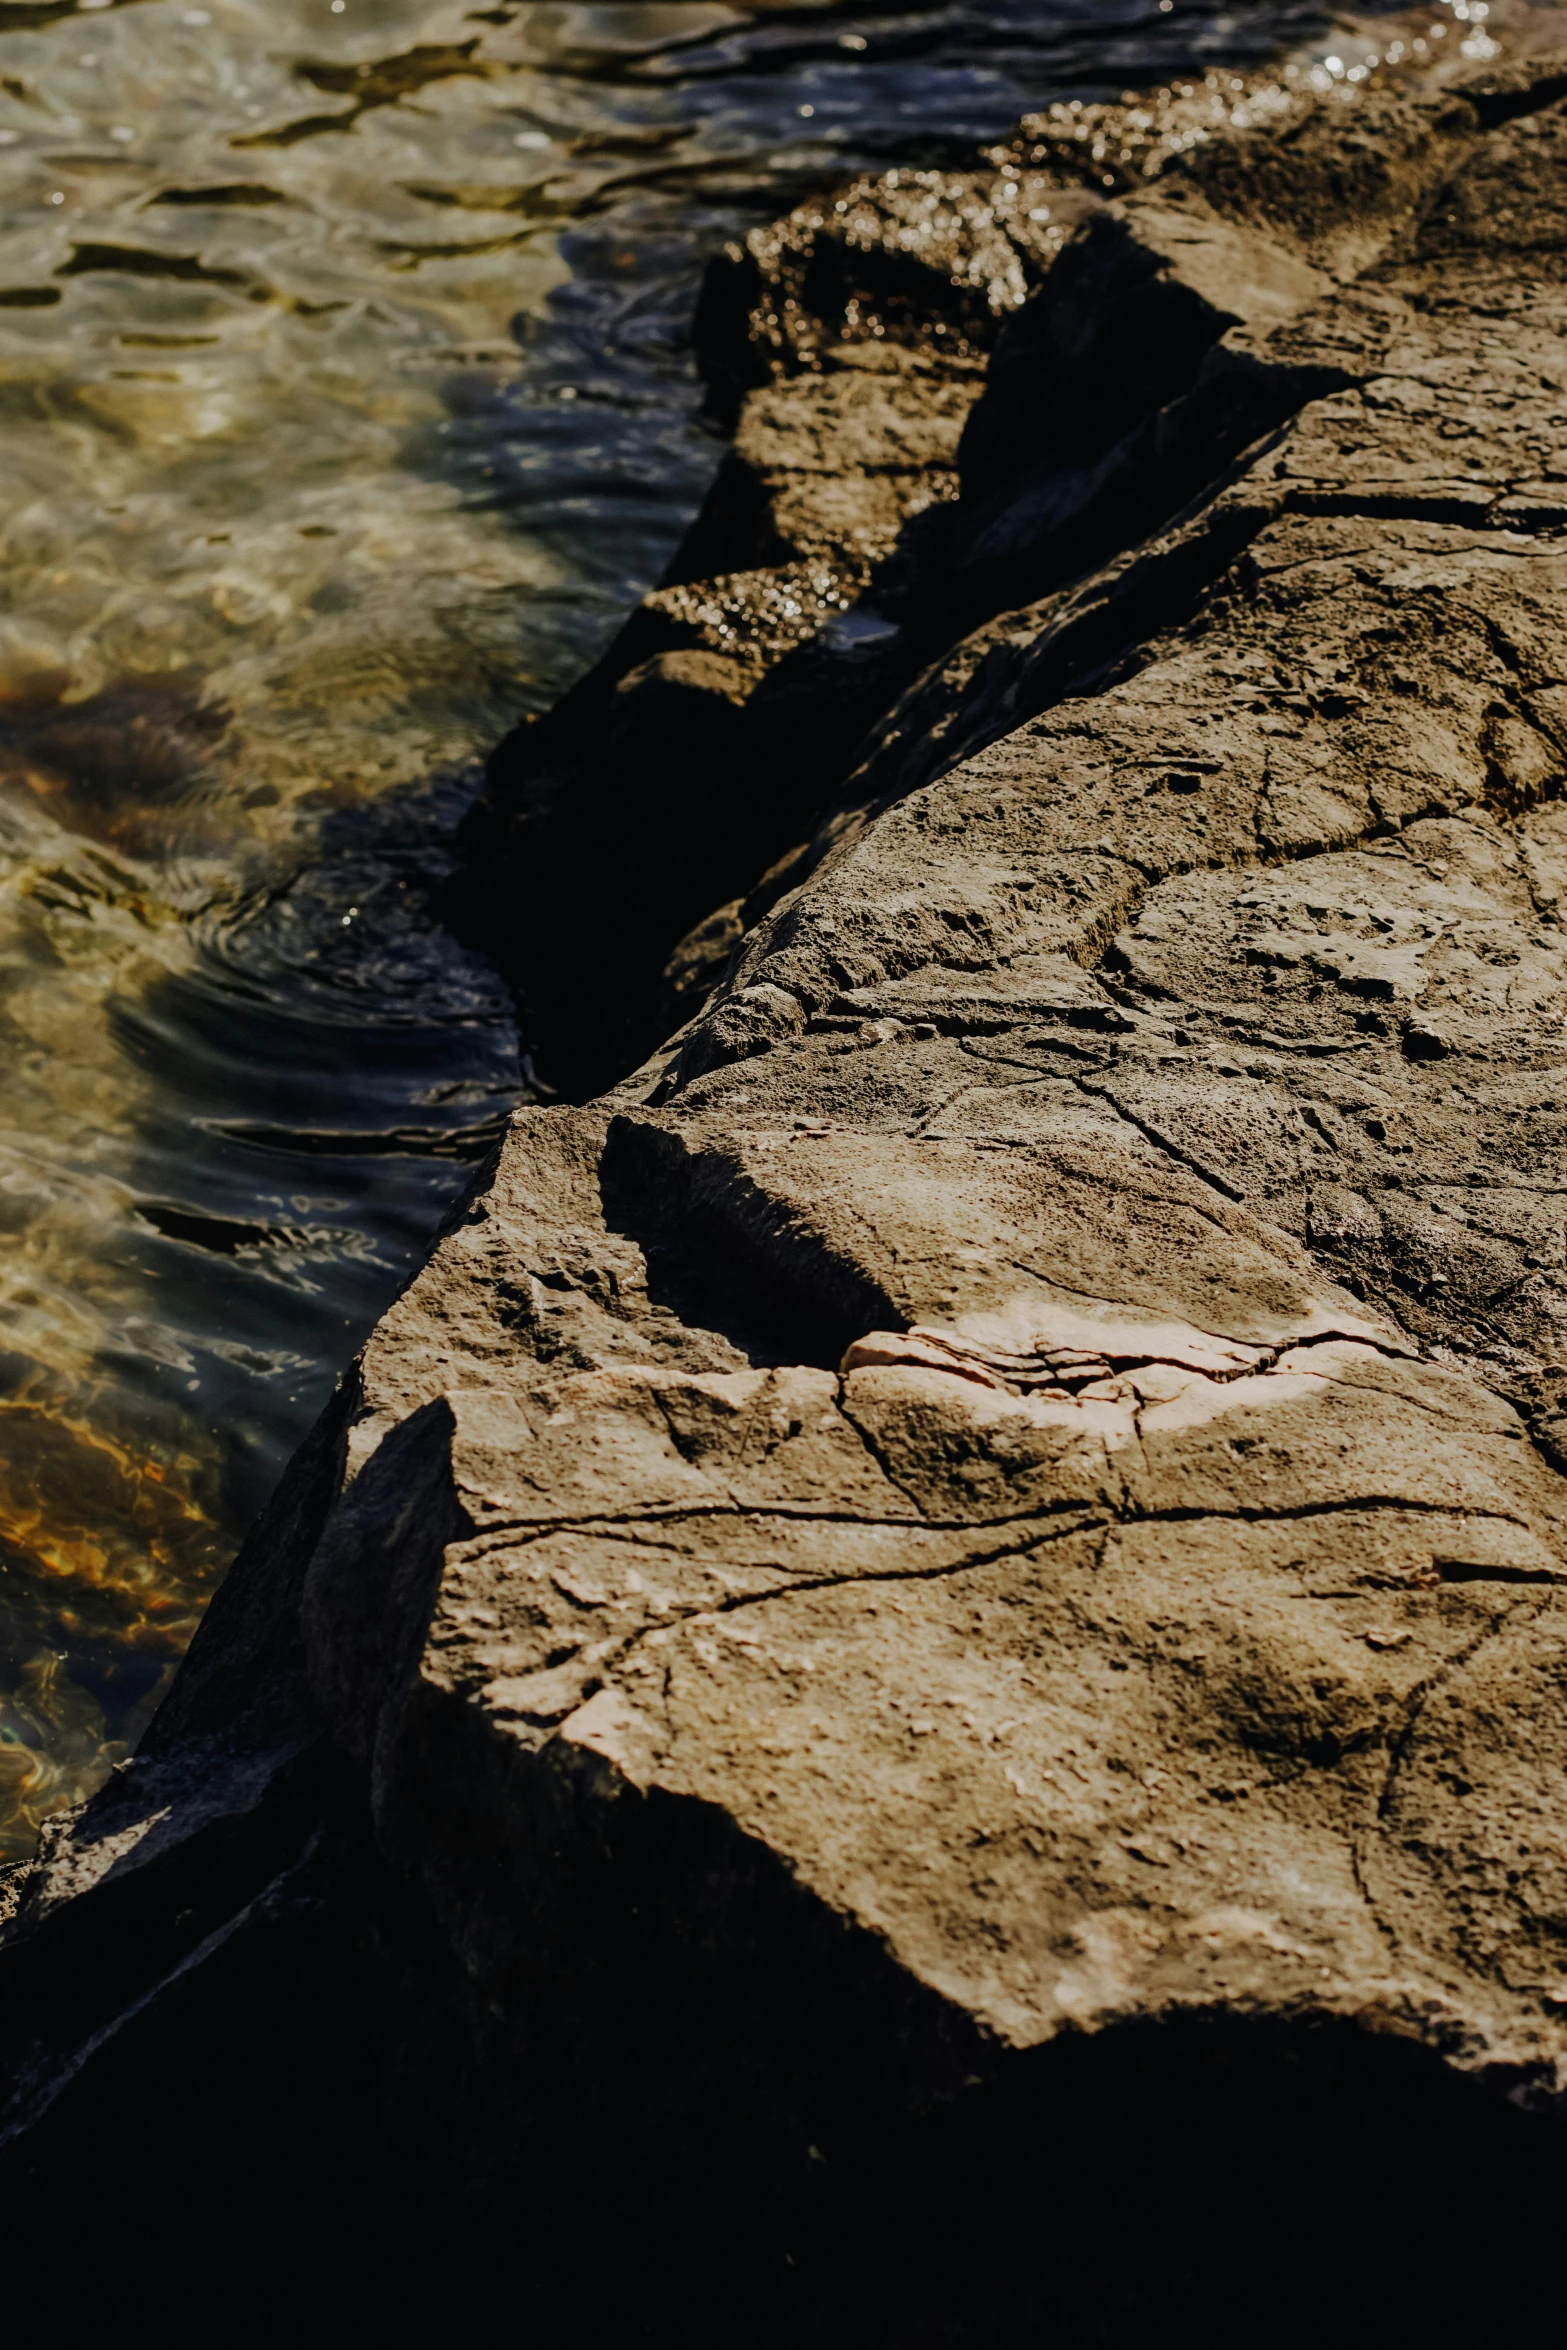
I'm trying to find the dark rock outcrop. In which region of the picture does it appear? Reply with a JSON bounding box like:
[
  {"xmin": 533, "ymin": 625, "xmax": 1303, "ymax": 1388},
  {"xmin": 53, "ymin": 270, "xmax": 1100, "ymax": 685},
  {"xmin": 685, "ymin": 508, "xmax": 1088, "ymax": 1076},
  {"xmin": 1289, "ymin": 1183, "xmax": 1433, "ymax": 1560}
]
[{"xmin": 10, "ymin": 50, "xmax": 1567, "ymax": 2337}]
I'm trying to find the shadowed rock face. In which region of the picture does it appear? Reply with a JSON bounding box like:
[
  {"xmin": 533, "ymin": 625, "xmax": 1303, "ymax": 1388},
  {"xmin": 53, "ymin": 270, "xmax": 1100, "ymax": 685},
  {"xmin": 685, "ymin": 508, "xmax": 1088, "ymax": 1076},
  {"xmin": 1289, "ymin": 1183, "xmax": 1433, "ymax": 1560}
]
[{"xmin": 12, "ymin": 51, "xmax": 1567, "ymax": 2336}]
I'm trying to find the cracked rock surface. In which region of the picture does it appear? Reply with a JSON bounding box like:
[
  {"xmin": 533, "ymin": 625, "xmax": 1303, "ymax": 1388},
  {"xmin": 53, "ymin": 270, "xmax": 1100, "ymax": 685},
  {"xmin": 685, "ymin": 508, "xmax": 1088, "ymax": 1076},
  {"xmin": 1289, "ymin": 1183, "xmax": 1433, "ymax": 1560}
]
[{"xmin": 10, "ymin": 45, "xmax": 1567, "ymax": 2332}]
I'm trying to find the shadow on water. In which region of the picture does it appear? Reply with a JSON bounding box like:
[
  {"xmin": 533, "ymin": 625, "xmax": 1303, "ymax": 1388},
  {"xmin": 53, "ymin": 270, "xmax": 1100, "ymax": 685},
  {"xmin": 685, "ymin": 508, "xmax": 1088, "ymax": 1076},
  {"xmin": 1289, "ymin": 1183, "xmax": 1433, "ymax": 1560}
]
[
  {"xmin": 107, "ymin": 773, "xmax": 521, "ymax": 1519},
  {"xmin": 0, "ymin": 0, "xmax": 1442, "ymax": 1856},
  {"xmin": 0, "ymin": 756, "xmax": 519, "ymax": 1856}
]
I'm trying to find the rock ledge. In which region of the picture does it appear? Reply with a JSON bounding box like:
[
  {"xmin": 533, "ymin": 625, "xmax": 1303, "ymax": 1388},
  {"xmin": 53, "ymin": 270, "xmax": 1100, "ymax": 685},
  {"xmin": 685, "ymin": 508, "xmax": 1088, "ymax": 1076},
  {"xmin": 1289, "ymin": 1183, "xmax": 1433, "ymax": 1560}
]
[{"xmin": 9, "ymin": 53, "xmax": 1567, "ymax": 2335}]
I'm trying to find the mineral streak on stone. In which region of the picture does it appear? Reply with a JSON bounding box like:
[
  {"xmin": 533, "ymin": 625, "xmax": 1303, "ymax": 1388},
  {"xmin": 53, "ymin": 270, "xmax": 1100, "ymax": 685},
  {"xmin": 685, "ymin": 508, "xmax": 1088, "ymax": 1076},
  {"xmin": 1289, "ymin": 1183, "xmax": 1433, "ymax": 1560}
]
[{"xmin": 11, "ymin": 43, "xmax": 1567, "ymax": 2330}]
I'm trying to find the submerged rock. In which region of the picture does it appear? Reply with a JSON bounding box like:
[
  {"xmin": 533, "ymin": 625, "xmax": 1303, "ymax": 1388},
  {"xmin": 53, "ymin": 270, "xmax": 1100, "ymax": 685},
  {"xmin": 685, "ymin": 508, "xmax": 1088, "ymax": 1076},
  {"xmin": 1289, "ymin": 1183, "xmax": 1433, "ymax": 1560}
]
[{"xmin": 10, "ymin": 49, "xmax": 1567, "ymax": 2335}]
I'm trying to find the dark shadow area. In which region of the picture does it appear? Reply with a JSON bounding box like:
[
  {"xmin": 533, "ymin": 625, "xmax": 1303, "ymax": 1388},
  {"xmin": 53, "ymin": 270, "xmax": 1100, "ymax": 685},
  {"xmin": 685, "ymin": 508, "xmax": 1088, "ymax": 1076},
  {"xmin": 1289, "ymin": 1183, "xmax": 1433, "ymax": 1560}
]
[
  {"xmin": 597, "ymin": 1110, "xmax": 885, "ymax": 1368},
  {"xmin": 3, "ymin": 1786, "xmax": 1559, "ymax": 2350},
  {"xmin": 776, "ymin": 2017, "xmax": 1566, "ymax": 2345}
]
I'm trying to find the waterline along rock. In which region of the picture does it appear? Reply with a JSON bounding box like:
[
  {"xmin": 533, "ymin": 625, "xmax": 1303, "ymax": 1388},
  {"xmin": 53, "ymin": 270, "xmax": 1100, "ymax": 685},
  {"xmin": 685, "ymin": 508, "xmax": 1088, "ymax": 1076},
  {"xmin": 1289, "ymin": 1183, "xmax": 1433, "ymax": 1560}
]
[{"xmin": 8, "ymin": 49, "xmax": 1567, "ymax": 2335}]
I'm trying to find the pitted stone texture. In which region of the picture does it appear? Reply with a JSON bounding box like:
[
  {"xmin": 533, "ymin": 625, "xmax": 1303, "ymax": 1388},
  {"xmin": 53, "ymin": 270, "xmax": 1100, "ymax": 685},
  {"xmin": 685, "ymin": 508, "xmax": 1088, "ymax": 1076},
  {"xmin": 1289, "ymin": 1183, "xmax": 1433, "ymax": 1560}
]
[
  {"xmin": 338, "ymin": 1108, "xmax": 1567, "ymax": 2097},
  {"xmin": 693, "ymin": 514, "xmax": 1567, "ymax": 1066},
  {"xmin": 21, "ymin": 47, "xmax": 1567, "ymax": 2217},
  {"xmin": 245, "ymin": 55, "xmax": 1567, "ymax": 2136},
  {"xmin": 270, "ymin": 1043, "xmax": 1567, "ymax": 2110}
]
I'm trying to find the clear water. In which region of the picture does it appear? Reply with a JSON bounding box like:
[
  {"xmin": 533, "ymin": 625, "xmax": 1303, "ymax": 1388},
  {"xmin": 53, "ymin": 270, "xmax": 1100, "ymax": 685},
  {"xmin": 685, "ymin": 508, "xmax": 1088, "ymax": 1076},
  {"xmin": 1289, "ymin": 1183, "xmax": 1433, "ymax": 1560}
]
[{"xmin": 0, "ymin": 0, "xmax": 1522, "ymax": 1856}]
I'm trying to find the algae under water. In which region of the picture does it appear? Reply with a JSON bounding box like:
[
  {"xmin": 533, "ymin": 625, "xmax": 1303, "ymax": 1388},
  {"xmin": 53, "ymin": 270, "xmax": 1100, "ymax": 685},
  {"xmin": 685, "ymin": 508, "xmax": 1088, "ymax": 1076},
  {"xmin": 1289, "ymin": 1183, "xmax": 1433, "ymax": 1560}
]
[{"xmin": 0, "ymin": 0, "xmax": 1522, "ymax": 1858}]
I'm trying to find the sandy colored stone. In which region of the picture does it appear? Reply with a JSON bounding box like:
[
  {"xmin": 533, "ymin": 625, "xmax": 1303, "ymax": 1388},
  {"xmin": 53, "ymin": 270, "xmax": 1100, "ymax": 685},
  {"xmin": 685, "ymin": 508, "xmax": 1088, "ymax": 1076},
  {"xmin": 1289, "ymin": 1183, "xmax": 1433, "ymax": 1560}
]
[{"xmin": 13, "ymin": 55, "xmax": 1567, "ymax": 2279}]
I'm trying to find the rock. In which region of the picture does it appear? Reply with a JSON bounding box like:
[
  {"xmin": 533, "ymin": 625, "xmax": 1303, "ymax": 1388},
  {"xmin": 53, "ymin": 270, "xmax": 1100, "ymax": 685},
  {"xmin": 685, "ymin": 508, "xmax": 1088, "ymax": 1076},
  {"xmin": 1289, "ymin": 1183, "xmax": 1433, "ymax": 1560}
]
[{"xmin": 10, "ymin": 49, "xmax": 1567, "ymax": 2331}]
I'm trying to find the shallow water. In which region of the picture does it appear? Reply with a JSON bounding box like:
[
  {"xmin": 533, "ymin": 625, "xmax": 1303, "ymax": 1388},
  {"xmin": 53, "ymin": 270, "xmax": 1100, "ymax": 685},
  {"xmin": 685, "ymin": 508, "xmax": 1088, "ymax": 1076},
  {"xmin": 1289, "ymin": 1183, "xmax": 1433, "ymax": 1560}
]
[{"xmin": 0, "ymin": 0, "xmax": 1530, "ymax": 1856}]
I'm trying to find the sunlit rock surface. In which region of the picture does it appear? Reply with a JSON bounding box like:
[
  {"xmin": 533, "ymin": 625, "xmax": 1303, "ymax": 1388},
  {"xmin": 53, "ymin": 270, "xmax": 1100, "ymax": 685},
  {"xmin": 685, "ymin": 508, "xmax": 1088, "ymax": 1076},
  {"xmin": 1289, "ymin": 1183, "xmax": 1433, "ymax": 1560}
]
[{"xmin": 11, "ymin": 34, "xmax": 1567, "ymax": 2334}]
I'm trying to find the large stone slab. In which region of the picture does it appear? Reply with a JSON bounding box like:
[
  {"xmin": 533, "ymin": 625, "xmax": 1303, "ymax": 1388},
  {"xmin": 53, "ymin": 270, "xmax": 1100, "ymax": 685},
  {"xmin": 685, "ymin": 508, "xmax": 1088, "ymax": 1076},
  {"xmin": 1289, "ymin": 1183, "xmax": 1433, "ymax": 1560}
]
[{"xmin": 11, "ymin": 44, "xmax": 1567, "ymax": 2330}]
